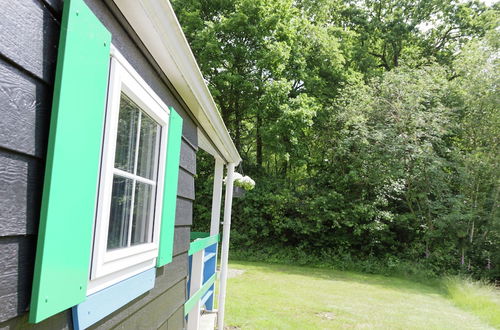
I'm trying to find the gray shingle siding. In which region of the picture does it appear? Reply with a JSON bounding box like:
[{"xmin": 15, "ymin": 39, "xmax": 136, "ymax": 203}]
[{"xmin": 0, "ymin": 0, "xmax": 197, "ymax": 328}]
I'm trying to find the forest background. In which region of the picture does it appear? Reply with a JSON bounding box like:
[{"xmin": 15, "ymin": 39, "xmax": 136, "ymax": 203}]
[{"xmin": 171, "ymin": 0, "xmax": 500, "ymax": 281}]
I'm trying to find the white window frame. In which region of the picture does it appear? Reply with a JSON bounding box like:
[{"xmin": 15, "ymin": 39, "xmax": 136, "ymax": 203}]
[{"xmin": 88, "ymin": 46, "xmax": 170, "ymax": 295}]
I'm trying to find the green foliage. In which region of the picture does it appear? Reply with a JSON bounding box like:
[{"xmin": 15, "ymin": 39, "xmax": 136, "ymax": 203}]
[
  {"xmin": 230, "ymin": 246, "xmax": 441, "ymax": 283},
  {"xmin": 173, "ymin": 0, "xmax": 500, "ymax": 281}
]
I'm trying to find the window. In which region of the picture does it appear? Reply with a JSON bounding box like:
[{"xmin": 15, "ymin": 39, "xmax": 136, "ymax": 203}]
[
  {"xmin": 107, "ymin": 93, "xmax": 159, "ymax": 250},
  {"xmin": 88, "ymin": 47, "xmax": 170, "ymax": 294},
  {"xmin": 30, "ymin": 1, "xmax": 183, "ymax": 323}
]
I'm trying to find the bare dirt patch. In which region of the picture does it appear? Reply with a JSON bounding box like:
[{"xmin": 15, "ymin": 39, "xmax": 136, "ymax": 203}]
[
  {"xmin": 316, "ymin": 312, "xmax": 335, "ymax": 320},
  {"xmin": 227, "ymin": 268, "xmax": 246, "ymax": 278}
]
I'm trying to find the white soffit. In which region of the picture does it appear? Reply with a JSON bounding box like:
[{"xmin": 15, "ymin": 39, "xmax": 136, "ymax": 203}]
[
  {"xmin": 112, "ymin": 0, "xmax": 241, "ymax": 165},
  {"xmin": 198, "ymin": 128, "xmax": 224, "ymax": 162}
]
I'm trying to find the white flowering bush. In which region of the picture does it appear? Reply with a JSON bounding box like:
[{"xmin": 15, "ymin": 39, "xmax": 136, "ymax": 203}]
[{"xmin": 225, "ymin": 172, "xmax": 255, "ymax": 190}]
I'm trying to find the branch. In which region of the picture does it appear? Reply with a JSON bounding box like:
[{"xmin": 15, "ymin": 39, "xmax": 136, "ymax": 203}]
[{"xmin": 369, "ymin": 50, "xmax": 390, "ymax": 70}]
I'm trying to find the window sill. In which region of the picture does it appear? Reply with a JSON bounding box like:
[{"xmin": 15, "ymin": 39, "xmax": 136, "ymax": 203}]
[{"xmin": 73, "ymin": 268, "xmax": 156, "ymax": 330}]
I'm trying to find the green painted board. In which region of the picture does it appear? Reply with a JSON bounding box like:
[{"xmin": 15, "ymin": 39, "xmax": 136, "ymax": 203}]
[
  {"xmin": 157, "ymin": 107, "xmax": 183, "ymax": 267},
  {"xmin": 188, "ymin": 234, "xmax": 220, "ymax": 256},
  {"xmin": 184, "ymin": 274, "xmax": 217, "ymax": 316},
  {"xmin": 29, "ymin": 0, "xmax": 111, "ymax": 323}
]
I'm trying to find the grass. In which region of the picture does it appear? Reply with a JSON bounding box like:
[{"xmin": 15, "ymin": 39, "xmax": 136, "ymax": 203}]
[
  {"xmin": 444, "ymin": 277, "xmax": 500, "ymax": 328},
  {"xmin": 223, "ymin": 261, "xmax": 499, "ymax": 329}
]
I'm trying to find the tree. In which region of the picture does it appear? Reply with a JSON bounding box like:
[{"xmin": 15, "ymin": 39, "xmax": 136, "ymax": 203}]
[
  {"xmin": 172, "ymin": 0, "xmax": 500, "ymax": 279},
  {"xmin": 451, "ymin": 29, "xmax": 500, "ymax": 274}
]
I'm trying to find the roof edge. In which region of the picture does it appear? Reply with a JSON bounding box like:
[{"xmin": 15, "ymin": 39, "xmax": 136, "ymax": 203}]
[{"xmin": 112, "ymin": 0, "xmax": 241, "ymax": 164}]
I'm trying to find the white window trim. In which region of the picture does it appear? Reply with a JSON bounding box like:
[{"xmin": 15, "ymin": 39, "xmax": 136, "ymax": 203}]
[{"xmin": 88, "ymin": 46, "xmax": 170, "ymax": 295}]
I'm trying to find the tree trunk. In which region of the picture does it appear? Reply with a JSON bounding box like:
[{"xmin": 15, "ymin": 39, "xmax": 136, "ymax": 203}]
[
  {"xmin": 256, "ymin": 111, "xmax": 263, "ymax": 169},
  {"xmin": 234, "ymin": 99, "xmax": 242, "ymax": 152}
]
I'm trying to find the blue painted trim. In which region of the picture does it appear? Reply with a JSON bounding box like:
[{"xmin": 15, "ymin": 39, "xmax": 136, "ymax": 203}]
[
  {"xmin": 187, "ymin": 254, "xmax": 192, "ymax": 298},
  {"xmin": 203, "ymin": 243, "xmax": 217, "ymax": 310},
  {"xmin": 200, "ymin": 289, "xmax": 213, "ymax": 307},
  {"xmin": 72, "ymin": 269, "xmax": 156, "ymax": 330},
  {"xmin": 205, "ymin": 284, "xmax": 215, "ymax": 310}
]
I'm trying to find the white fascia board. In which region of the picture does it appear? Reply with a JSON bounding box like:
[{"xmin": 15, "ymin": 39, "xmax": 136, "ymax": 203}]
[{"xmin": 112, "ymin": 0, "xmax": 241, "ymax": 165}]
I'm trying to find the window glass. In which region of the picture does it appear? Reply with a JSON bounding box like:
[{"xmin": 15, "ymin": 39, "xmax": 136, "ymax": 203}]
[
  {"xmin": 107, "ymin": 176, "xmax": 133, "ymax": 249},
  {"xmin": 131, "ymin": 182, "xmax": 154, "ymax": 245},
  {"xmin": 137, "ymin": 113, "xmax": 160, "ymax": 179},
  {"xmin": 114, "ymin": 94, "xmax": 138, "ymax": 173},
  {"xmin": 106, "ymin": 92, "xmax": 160, "ymax": 251}
]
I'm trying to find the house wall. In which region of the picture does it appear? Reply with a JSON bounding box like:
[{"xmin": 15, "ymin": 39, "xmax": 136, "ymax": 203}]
[{"xmin": 0, "ymin": 0, "xmax": 197, "ymax": 328}]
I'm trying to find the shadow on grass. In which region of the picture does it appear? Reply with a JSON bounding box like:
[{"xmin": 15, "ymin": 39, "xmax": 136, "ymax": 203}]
[
  {"xmin": 228, "ymin": 259, "xmax": 447, "ymax": 297},
  {"xmin": 226, "ymin": 260, "xmax": 500, "ymax": 329}
]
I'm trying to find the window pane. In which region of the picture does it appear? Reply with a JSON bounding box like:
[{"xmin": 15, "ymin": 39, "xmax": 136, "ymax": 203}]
[
  {"xmin": 114, "ymin": 93, "xmax": 139, "ymax": 173},
  {"xmin": 107, "ymin": 175, "xmax": 133, "ymax": 250},
  {"xmin": 137, "ymin": 113, "xmax": 160, "ymax": 179},
  {"xmin": 131, "ymin": 182, "xmax": 154, "ymax": 246}
]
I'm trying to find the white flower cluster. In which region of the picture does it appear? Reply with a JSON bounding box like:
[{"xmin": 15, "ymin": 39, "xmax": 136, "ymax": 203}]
[{"xmin": 227, "ymin": 172, "xmax": 255, "ymax": 190}]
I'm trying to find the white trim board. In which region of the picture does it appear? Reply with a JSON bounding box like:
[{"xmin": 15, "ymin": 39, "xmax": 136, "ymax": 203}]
[{"xmin": 112, "ymin": 0, "xmax": 241, "ymax": 165}]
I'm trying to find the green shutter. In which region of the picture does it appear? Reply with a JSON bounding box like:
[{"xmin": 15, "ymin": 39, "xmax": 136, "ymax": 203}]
[
  {"xmin": 29, "ymin": 0, "xmax": 111, "ymax": 323},
  {"xmin": 157, "ymin": 107, "xmax": 183, "ymax": 267}
]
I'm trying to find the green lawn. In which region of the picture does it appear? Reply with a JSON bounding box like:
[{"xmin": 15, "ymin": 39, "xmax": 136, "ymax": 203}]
[{"xmin": 224, "ymin": 261, "xmax": 499, "ymax": 329}]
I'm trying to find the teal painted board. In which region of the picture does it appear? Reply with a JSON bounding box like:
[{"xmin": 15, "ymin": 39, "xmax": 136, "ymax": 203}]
[
  {"xmin": 188, "ymin": 234, "xmax": 219, "ymax": 256},
  {"xmin": 157, "ymin": 107, "xmax": 183, "ymax": 267},
  {"xmin": 72, "ymin": 269, "xmax": 156, "ymax": 330},
  {"xmin": 29, "ymin": 0, "xmax": 111, "ymax": 323},
  {"xmin": 184, "ymin": 274, "xmax": 216, "ymax": 316}
]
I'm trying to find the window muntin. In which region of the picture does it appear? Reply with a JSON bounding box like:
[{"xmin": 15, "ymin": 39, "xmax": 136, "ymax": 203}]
[
  {"xmin": 107, "ymin": 93, "xmax": 160, "ymax": 251},
  {"xmin": 88, "ymin": 47, "xmax": 169, "ymax": 294}
]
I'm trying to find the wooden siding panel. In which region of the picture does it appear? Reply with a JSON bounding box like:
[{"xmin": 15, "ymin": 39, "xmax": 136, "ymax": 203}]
[
  {"xmin": 0, "ymin": 151, "xmax": 42, "ymax": 237},
  {"xmin": 0, "ymin": 271, "xmax": 30, "ymax": 300},
  {"xmin": 159, "ymin": 317, "xmax": 169, "ymax": 330},
  {"xmin": 0, "ymin": 293, "xmax": 30, "ymax": 324},
  {"xmin": 166, "ymin": 305, "xmax": 184, "ymax": 330},
  {"xmin": 0, "ymin": 59, "xmax": 51, "ymax": 158},
  {"xmin": 173, "ymin": 226, "xmax": 190, "ymax": 257},
  {"xmin": 177, "ymin": 168, "xmax": 195, "ymax": 200},
  {"xmin": 154, "ymin": 253, "xmax": 188, "ymax": 295},
  {"xmin": 0, "ymin": 236, "xmax": 35, "ymax": 322},
  {"xmin": 182, "ymin": 122, "xmax": 198, "ymax": 152},
  {"xmin": 180, "ymin": 139, "xmax": 197, "ymax": 175},
  {"xmin": 0, "ymin": 0, "xmax": 197, "ymax": 326},
  {"xmin": 113, "ymin": 279, "xmax": 186, "ymax": 330},
  {"xmin": 42, "ymin": 0, "xmax": 63, "ymax": 14},
  {"xmin": 0, "ymin": 310, "xmax": 71, "ymax": 329},
  {"xmin": 88, "ymin": 253, "xmax": 188, "ymax": 329},
  {"xmin": 0, "ymin": 237, "xmax": 35, "ymax": 280},
  {"xmin": 176, "ymin": 197, "xmax": 193, "ymax": 226},
  {"xmin": 0, "ymin": 0, "xmax": 59, "ymax": 83}
]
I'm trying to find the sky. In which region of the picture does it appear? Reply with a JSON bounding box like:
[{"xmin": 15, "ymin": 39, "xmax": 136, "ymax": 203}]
[{"xmin": 481, "ymin": 0, "xmax": 498, "ymax": 5}]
